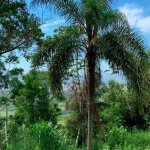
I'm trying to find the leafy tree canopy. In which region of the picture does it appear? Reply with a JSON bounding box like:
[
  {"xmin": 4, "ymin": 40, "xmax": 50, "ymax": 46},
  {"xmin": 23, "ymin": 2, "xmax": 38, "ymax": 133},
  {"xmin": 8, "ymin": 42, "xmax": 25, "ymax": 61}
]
[
  {"xmin": 0, "ymin": 0, "xmax": 43, "ymax": 56},
  {"xmin": 11, "ymin": 70, "xmax": 61, "ymax": 125}
]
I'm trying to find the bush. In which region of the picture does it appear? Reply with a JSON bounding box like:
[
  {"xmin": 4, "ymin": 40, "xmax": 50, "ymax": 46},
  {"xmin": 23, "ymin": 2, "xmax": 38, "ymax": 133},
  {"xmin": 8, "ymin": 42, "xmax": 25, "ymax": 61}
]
[
  {"xmin": 7, "ymin": 122, "xmax": 66, "ymax": 150},
  {"xmin": 107, "ymin": 126, "xmax": 127, "ymax": 149},
  {"xmin": 125, "ymin": 130, "xmax": 150, "ymax": 150},
  {"xmin": 32, "ymin": 122, "xmax": 65, "ymax": 150},
  {"xmin": 95, "ymin": 126, "xmax": 150, "ymax": 150}
]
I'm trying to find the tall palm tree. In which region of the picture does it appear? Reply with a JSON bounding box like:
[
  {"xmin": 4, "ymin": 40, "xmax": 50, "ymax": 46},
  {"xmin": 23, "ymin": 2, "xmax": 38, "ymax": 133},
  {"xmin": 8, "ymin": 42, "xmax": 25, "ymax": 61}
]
[{"xmin": 32, "ymin": 0, "xmax": 148, "ymax": 149}]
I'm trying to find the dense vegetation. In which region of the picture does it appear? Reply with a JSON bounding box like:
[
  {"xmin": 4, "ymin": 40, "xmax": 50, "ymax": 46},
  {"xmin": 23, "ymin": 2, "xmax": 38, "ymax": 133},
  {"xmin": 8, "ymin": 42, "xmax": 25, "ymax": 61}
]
[{"xmin": 0, "ymin": 0, "xmax": 150, "ymax": 150}]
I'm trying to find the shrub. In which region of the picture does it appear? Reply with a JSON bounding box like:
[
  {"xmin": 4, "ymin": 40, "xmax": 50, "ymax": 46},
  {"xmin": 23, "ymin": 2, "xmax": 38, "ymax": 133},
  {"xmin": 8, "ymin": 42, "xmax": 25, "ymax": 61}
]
[
  {"xmin": 107, "ymin": 126, "xmax": 127, "ymax": 149},
  {"xmin": 32, "ymin": 122, "xmax": 65, "ymax": 150},
  {"xmin": 7, "ymin": 122, "xmax": 66, "ymax": 150}
]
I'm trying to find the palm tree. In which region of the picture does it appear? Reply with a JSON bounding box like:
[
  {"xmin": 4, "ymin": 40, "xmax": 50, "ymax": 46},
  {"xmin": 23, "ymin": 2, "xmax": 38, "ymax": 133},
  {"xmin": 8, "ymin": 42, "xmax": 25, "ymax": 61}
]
[{"xmin": 32, "ymin": 0, "xmax": 148, "ymax": 149}]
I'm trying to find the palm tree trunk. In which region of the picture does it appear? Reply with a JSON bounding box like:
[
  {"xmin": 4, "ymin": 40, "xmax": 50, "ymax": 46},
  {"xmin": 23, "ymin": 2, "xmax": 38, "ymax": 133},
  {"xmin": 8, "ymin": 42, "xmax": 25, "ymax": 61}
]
[{"xmin": 87, "ymin": 50, "xmax": 96, "ymax": 150}]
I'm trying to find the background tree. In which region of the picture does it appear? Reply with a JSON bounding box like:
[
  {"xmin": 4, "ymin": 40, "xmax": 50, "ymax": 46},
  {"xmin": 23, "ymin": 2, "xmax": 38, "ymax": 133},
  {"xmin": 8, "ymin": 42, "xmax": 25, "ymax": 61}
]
[
  {"xmin": 32, "ymin": 0, "xmax": 148, "ymax": 149},
  {"xmin": 0, "ymin": 0, "xmax": 43, "ymax": 56},
  {"xmin": 0, "ymin": 56, "xmax": 24, "ymax": 148},
  {"xmin": 10, "ymin": 70, "xmax": 61, "ymax": 126}
]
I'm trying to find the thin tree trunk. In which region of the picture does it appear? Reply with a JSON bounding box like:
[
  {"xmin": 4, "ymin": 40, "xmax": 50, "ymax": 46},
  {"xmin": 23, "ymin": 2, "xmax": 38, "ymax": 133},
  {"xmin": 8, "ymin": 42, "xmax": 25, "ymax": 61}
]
[
  {"xmin": 87, "ymin": 50, "xmax": 95, "ymax": 150},
  {"xmin": 5, "ymin": 104, "xmax": 8, "ymax": 148},
  {"xmin": 75, "ymin": 100, "xmax": 82, "ymax": 148},
  {"xmin": 0, "ymin": 132, "xmax": 2, "ymax": 150},
  {"xmin": 75, "ymin": 127, "xmax": 80, "ymax": 148}
]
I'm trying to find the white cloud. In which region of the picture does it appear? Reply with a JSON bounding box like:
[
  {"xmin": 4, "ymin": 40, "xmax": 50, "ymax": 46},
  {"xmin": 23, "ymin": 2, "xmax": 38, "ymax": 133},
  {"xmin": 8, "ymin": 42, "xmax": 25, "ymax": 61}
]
[
  {"xmin": 119, "ymin": 4, "xmax": 143, "ymax": 26},
  {"xmin": 40, "ymin": 19, "xmax": 65, "ymax": 31},
  {"xmin": 119, "ymin": 4, "xmax": 150, "ymax": 34},
  {"xmin": 137, "ymin": 16, "xmax": 150, "ymax": 34}
]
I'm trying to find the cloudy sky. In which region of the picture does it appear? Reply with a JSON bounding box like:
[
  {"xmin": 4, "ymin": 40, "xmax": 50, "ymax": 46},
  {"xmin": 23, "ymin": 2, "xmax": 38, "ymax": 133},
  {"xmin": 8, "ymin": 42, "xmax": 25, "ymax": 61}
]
[
  {"xmin": 20, "ymin": 0, "xmax": 150, "ymax": 82},
  {"xmin": 117, "ymin": 0, "xmax": 150, "ymax": 45}
]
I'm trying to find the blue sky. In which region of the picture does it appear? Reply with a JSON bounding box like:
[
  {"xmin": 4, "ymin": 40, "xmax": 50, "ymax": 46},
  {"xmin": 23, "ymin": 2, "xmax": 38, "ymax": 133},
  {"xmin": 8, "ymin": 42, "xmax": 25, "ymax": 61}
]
[
  {"xmin": 37, "ymin": 0, "xmax": 150, "ymax": 44},
  {"xmin": 18, "ymin": 0, "xmax": 150, "ymax": 83}
]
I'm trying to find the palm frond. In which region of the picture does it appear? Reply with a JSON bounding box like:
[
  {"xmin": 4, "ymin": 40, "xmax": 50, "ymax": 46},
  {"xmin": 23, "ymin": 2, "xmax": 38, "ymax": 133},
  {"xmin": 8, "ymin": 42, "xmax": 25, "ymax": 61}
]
[
  {"xmin": 98, "ymin": 9, "xmax": 129, "ymax": 31},
  {"xmin": 32, "ymin": 0, "xmax": 82, "ymax": 25},
  {"xmin": 46, "ymin": 26, "xmax": 83, "ymax": 95},
  {"xmin": 32, "ymin": 42, "xmax": 75, "ymax": 96},
  {"xmin": 31, "ymin": 36, "xmax": 57, "ymax": 67},
  {"xmin": 98, "ymin": 10, "xmax": 147, "ymax": 57},
  {"xmin": 98, "ymin": 31, "xmax": 148, "ymax": 94},
  {"xmin": 48, "ymin": 47, "xmax": 74, "ymax": 95}
]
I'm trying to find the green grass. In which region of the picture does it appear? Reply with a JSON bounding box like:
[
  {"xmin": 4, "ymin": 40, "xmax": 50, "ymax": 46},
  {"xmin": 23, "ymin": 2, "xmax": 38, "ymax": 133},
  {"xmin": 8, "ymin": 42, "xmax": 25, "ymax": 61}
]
[{"xmin": 58, "ymin": 102, "xmax": 73, "ymax": 126}]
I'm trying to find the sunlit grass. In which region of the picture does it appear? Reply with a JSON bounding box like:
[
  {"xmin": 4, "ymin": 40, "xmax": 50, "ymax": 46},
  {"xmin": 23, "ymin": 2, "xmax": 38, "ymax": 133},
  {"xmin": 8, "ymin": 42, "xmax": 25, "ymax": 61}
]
[{"xmin": 58, "ymin": 102, "xmax": 73, "ymax": 126}]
